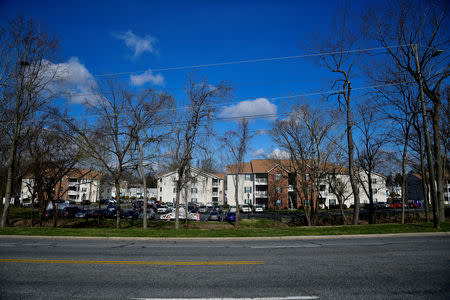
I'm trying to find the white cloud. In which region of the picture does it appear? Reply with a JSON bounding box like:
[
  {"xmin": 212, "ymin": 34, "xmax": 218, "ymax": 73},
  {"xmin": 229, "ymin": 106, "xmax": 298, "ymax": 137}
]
[
  {"xmin": 268, "ymin": 148, "xmax": 290, "ymax": 159},
  {"xmin": 130, "ymin": 69, "xmax": 164, "ymax": 86},
  {"xmin": 252, "ymin": 148, "xmax": 266, "ymax": 157},
  {"xmin": 113, "ymin": 30, "xmax": 157, "ymax": 58},
  {"xmin": 219, "ymin": 98, "xmax": 277, "ymax": 120},
  {"xmin": 44, "ymin": 57, "xmax": 98, "ymax": 104}
]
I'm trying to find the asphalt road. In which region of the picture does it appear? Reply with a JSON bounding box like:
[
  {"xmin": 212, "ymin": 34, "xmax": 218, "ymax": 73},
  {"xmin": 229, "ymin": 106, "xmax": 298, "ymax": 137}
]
[{"xmin": 0, "ymin": 234, "xmax": 449, "ymax": 300}]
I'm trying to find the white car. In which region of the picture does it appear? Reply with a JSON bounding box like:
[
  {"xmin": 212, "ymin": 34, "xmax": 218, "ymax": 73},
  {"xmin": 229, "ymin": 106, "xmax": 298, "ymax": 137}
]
[
  {"xmin": 241, "ymin": 205, "xmax": 251, "ymax": 213},
  {"xmin": 229, "ymin": 206, "xmax": 237, "ymax": 212},
  {"xmin": 157, "ymin": 205, "xmax": 169, "ymax": 214},
  {"xmin": 160, "ymin": 207, "xmax": 199, "ymax": 221},
  {"xmin": 254, "ymin": 205, "xmax": 264, "ymax": 213}
]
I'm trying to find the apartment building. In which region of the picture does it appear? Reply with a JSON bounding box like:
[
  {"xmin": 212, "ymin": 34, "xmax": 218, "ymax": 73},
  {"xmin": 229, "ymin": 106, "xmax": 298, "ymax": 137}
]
[
  {"xmin": 226, "ymin": 159, "xmax": 386, "ymax": 209},
  {"xmin": 21, "ymin": 169, "xmax": 103, "ymax": 203},
  {"xmin": 157, "ymin": 167, "xmax": 225, "ymax": 205},
  {"xmin": 407, "ymin": 173, "xmax": 450, "ymax": 205}
]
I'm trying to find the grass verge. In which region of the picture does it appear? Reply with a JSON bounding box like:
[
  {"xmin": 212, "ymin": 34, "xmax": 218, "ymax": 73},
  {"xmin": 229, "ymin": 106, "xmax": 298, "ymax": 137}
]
[{"xmin": 0, "ymin": 220, "xmax": 449, "ymax": 238}]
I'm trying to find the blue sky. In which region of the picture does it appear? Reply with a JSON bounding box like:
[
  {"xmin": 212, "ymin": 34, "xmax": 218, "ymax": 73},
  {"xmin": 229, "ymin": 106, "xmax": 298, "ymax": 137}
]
[{"xmin": 1, "ymin": 0, "xmax": 372, "ymax": 165}]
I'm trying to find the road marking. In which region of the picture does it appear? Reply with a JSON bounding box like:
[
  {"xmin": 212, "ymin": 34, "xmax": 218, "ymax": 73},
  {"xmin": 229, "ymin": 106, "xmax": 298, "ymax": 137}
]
[
  {"xmin": 0, "ymin": 259, "xmax": 263, "ymax": 266},
  {"xmin": 131, "ymin": 297, "xmax": 319, "ymax": 300}
]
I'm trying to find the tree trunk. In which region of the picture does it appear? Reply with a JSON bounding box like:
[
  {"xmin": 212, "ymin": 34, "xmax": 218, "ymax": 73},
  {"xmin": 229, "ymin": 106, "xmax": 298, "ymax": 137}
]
[
  {"xmin": 339, "ymin": 200, "xmax": 347, "ymax": 225},
  {"xmin": 367, "ymin": 172, "xmax": 375, "ymax": 224},
  {"xmin": 1, "ymin": 137, "xmax": 17, "ymax": 228},
  {"xmin": 414, "ymin": 44, "xmax": 439, "ymax": 229},
  {"xmin": 138, "ymin": 145, "xmax": 148, "ymax": 229},
  {"xmin": 52, "ymin": 199, "xmax": 57, "ymax": 228},
  {"xmin": 432, "ymin": 103, "xmax": 445, "ymax": 222},
  {"xmin": 114, "ymin": 179, "xmax": 121, "ymax": 229},
  {"xmin": 416, "ymin": 120, "xmax": 430, "ymax": 222},
  {"xmin": 175, "ymin": 179, "xmax": 182, "ymax": 230},
  {"xmin": 400, "ymin": 130, "xmax": 409, "ymax": 224},
  {"xmin": 346, "ymin": 83, "xmax": 360, "ymax": 225},
  {"xmin": 234, "ymin": 175, "xmax": 240, "ymax": 229}
]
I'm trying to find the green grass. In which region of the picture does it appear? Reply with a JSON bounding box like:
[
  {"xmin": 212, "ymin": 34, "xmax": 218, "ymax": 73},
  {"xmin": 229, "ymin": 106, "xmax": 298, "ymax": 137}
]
[{"xmin": 0, "ymin": 221, "xmax": 449, "ymax": 238}]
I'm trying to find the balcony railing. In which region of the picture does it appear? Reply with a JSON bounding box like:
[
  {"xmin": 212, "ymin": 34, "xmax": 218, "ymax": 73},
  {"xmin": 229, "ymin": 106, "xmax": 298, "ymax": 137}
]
[
  {"xmin": 255, "ymin": 178, "xmax": 268, "ymax": 184},
  {"xmin": 212, "ymin": 182, "xmax": 219, "ymax": 187},
  {"xmin": 212, "ymin": 192, "xmax": 218, "ymax": 196},
  {"xmin": 254, "ymin": 191, "xmax": 268, "ymax": 197}
]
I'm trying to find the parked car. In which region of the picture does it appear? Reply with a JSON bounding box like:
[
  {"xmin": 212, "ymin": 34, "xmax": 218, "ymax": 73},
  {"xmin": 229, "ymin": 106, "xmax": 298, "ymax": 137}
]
[
  {"xmin": 213, "ymin": 205, "xmax": 222, "ymax": 213},
  {"xmin": 198, "ymin": 205, "xmax": 208, "ymax": 213},
  {"xmin": 208, "ymin": 211, "xmax": 221, "ymax": 221},
  {"xmin": 44, "ymin": 210, "xmax": 53, "ymax": 218},
  {"xmin": 62, "ymin": 206, "xmax": 79, "ymax": 218},
  {"xmin": 394, "ymin": 202, "xmax": 402, "ymax": 208},
  {"xmin": 139, "ymin": 210, "xmax": 156, "ymax": 220},
  {"xmin": 75, "ymin": 210, "xmax": 88, "ymax": 218},
  {"xmin": 240, "ymin": 205, "xmax": 251, "ymax": 213},
  {"xmin": 122, "ymin": 210, "xmax": 139, "ymax": 220},
  {"xmin": 254, "ymin": 205, "xmax": 264, "ymax": 213},
  {"xmin": 385, "ymin": 203, "xmax": 394, "ymax": 208},
  {"xmin": 229, "ymin": 206, "xmax": 237, "ymax": 212},
  {"xmin": 157, "ymin": 205, "xmax": 169, "ymax": 214},
  {"xmin": 225, "ymin": 212, "xmax": 236, "ymax": 222}
]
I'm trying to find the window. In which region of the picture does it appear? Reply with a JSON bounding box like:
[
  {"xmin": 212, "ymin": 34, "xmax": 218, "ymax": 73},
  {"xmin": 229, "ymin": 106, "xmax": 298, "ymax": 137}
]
[
  {"xmin": 191, "ymin": 188, "xmax": 198, "ymax": 193},
  {"xmin": 329, "ymin": 199, "xmax": 336, "ymax": 206},
  {"xmin": 81, "ymin": 188, "xmax": 87, "ymax": 192},
  {"xmin": 372, "ymin": 188, "xmax": 378, "ymax": 195},
  {"xmin": 275, "ymin": 187, "xmax": 282, "ymax": 193},
  {"xmin": 59, "ymin": 187, "xmax": 63, "ymax": 192},
  {"xmin": 244, "ymin": 187, "xmax": 252, "ymax": 193},
  {"xmin": 160, "ymin": 197, "xmax": 162, "ymax": 202},
  {"xmin": 245, "ymin": 174, "xmax": 252, "ymax": 181},
  {"xmin": 275, "ymin": 173, "xmax": 282, "ymax": 181},
  {"xmin": 191, "ymin": 198, "xmax": 197, "ymax": 203},
  {"xmin": 319, "ymin": 185, "xmax": 326, "ymax": 192},
  {"xmin": 371, "ymin": 178, "xmax": 377, "ymax": 184},
  {"xmin": 159, "ymin": 187, "xmax": 162, "ymax": 192},
  {"xmin": 173, "ymin": 187, "xmax": 177, "ymax": 193}
]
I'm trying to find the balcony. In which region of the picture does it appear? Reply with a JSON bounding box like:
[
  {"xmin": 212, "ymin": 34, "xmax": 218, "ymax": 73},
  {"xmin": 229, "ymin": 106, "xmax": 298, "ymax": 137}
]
[
  {"xmin": 255, "ymin": 178, "xmax": 268, "ymax": 185},
  {"xmin": 212, "ymin": 192, "xmax": 219, "ymax": 196},
  {"xmin": 254, "ymin": 191, "xmax": 268, "ymax": 198},
  {"xmin": 212, "ymin": 181, "xmax": 219, "ymax": 187}
]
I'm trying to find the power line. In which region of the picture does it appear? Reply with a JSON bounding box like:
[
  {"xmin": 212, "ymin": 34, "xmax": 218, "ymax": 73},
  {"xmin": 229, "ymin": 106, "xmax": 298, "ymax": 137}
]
[
  {"xmin": 66, "ymin": 80, "xmax": 413, "ymax": 118},
  {"xmin": 93, "ymin": 45, "xmax": 408, "ymax": 78}
]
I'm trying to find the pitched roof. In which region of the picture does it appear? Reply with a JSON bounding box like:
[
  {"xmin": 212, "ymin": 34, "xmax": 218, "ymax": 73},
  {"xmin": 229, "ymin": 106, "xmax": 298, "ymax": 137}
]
[{"xmin": 226, "ymin": 162, "xmax": 252, "ymax": 174}]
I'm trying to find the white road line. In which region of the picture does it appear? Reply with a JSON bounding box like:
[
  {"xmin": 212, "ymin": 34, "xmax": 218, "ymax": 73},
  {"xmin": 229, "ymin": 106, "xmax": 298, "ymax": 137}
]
[{"xmin": 131, "ymin": 297, "xmax": 319, "ymax": 300}]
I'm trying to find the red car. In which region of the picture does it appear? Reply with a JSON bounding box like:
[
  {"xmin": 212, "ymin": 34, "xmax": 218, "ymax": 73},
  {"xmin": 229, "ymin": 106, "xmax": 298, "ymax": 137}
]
[{"xmin": 393, "ymin": 202, "xmax": 402, "ymax": 208}]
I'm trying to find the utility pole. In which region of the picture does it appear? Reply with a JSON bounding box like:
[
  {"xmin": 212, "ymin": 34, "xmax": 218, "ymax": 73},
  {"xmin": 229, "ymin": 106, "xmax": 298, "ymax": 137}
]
[{"xmin": 412, "ymin": 44, "xmax": 439, "ymax": 229}]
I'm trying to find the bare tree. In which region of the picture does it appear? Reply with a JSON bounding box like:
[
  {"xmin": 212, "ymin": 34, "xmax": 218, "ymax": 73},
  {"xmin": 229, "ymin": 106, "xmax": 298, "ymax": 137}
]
[
  {"xmin": 327, "ymin": 167, "xmax": 353, "ymax": 225},
  {"xmin": 311, "ymin": 4, "xmax": 367, "ymax": 225},
  {"xmin": 373, "ymin": 0, "xmax": 449, "ymax": 227},
  {"xmin": 130, "ymin": 89, "xmax": 173, "ymax": 229},
  {"xmin": 0, "ymin": 17, "xmax": 60, "ymax": 227},
  {"xmin": 222, "ymin": 118, "xmax": 252, "ymax": 228},
  {"xmin": 169, "ymin": 74, "xmax": 231, "ymax": 230},
  {"xmin": 355, "ymin": 103, "xmax": 390, "ymax": 224},
  {"xmin": 66, "ymin": 80, "xmax": 137, "ymax": 228},
  {"xmin": 272, "ymin": 102, "xmax": 342, "ymax": 226}
]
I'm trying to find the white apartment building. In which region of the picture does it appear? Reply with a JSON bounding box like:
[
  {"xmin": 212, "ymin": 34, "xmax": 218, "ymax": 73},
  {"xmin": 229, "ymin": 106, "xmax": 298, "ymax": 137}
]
[
  {"xmin": 226, "ymin": 160, "xmax": 387, "ymax": 209},
  {"xmin": 157, "ymin": 167, "xmax": 225, "ymax": 205}
]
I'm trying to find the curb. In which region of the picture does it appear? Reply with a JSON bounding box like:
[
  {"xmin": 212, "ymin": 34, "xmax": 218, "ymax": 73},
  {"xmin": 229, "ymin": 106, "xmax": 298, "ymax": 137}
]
[{"xmin": 0, "ymin": 231, "xmax": 449, "ymax": 241}]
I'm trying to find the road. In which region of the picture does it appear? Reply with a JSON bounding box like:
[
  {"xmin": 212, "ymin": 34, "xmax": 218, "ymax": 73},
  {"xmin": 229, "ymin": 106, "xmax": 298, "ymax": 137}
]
[{"xmin": 0, "ymin": 234, "xmax": 449, "ymax": 299}]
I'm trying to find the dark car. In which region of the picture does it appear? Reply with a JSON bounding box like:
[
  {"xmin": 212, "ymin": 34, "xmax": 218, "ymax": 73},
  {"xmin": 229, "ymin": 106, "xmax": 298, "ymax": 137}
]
[
  {"xmin": 122, "ymin": 210, "xmax": 139, "ymax": 220},
  {"xmin": 213, "ymin": 205, "xmax": 222, "ymax": 213},
  {"xmin": 208, "ymin": 211, "xmax": 220, "ymax": 221},
  {"xmin": 225, "ymin": 212, "xmax": 236, "ymax": 222},
  {"xmin": 75, "ymin": 210, "xmax": 88, "ymax": 218},
  {"xmin": 44, "ymin": 210, "xmax": 53, "ymax": 218},
  {"xmin": 62, "ymin": 206, "xmax": 79, "ymax": 218}
]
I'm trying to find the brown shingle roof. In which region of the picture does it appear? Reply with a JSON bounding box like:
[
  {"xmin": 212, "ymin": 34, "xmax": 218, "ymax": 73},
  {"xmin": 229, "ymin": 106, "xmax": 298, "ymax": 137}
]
[{"xmin": 226, "ymin": 162, "xmax": 252, "ymax": 174}]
